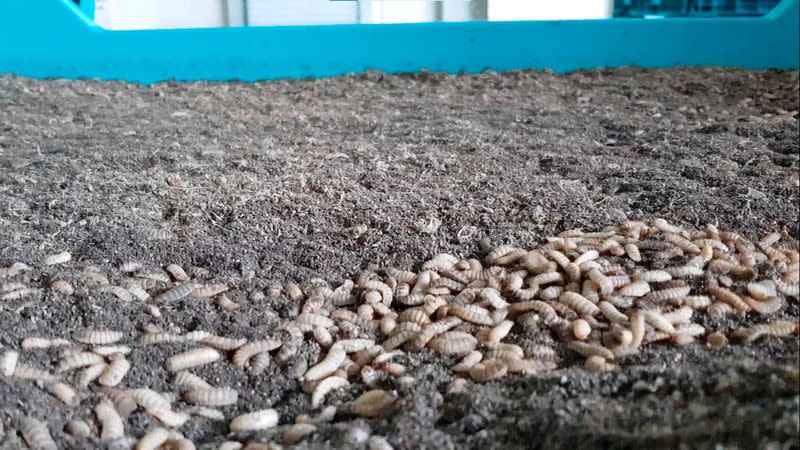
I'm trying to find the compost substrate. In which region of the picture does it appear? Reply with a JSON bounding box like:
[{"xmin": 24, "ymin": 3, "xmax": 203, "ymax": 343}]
[{"xmin": 0, "ymin": 67, "xmax": 798, "ymax": 449}]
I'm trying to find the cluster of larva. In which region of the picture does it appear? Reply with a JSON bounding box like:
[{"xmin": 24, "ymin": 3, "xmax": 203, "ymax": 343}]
[{"xmin": 0, "ymin": 219, "xmax": 797, "ymax": 448}]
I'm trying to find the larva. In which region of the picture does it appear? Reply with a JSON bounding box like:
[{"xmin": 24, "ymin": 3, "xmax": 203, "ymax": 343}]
[
  {"xmin": 643, "ymin": 310, "xmax": 676, "ymax": 333},
  {"xmin": 587, "ymin": 269, "xmax": 613, "ymax": 295},
  {"xmin": 139, "ymin": 332, "xmax": 183, "ymax": 346},
  {"xmin": 539, "ymin": 286, "xmax": 563, "ymax": 301},
  {"xmin": 645, "ymin": 285, "xmax": 692, "ymax": 303},
  {"xmin": 636, "ymin": 270, "xmax": 672, "ymax": 283},
  {"xmin": 652, "ymin": 218, "xmax": 686, "ymax": 236},
  {"xmin": 507, "ymin": 300, "xmax": 560, "ymax": 325},
  {"xmin": 125, "ymin": 284, "xmax": 150, "ymax": 302},
  {"xmin": 706, "ymin": 332, "xmax": 728, "ymax": 347},
  {"xmin": 99, "ymin": 358, "xmax": 131, "ymax": 387},
  {"xmin": 93, "ymin": 345, "xmax": 132, "ymax": 357},
  {"xmin": 572, "ymin": 319, "xmax": 591, "ymax": 340},
  {"xmin": 297, "ymin": 313, "xmax": 335, "ymax": 331},
  {"xmin": 736, "ymin": 320, "xmax": 798, "ymax": 343},
  {"xmin": 232, "ymin": 339, "xmax": 282, "ymax": 367},
  {"xmin": 710, "ymin": 287, "xmax": 751, "ymax": 312},
  {"xmin": 674, "ymin": 323, "xmax": 705, "ymax": 336},
  {"xmin": 449, "ymin": 304, "xmax": 494, "ymax": 326},
  {"xmin": 174, "ymin": 371, "xmax": 213, "ymax": 390},
  {"xmin": 664, "ymin": 265, "xmax": 704, "ymax": 278},
  {"xmin": 312, "ymin": 326, "xmax": 334, "ymax": 348},
  {"xmin": 282, "ymin": 423, "xmax": 317, "ymax": 445},
  {"xmin": 677, "ymin": 296, "xmax": 712, "ymax": 309},
  {"xmin": 191, "ymin": 283, "xmax": 229, "ymax": 299},
  {"xmin": 707, "ymin": 302, "xmax": 736, "ymax": 319},
  {"xmin": 480, "ymin": 288, "xmax": 509, "ymax": 310},
  {"xmin": 380, "ymin": 362, "xmax": 406, "ymax": 377},
  {"xmin": 95, "ymin": 399, "xmax": 125, "ymax": 441},
  {"xmin": 428, "ymin": 331, "xmax": 478, "ymax": 355},
  {"xmin": 166, "ymin": 347, "xmax": 221, "ymax": 372},
  {"xmin": 15, "ymin": 417, "xmax": 58, "ymax": 450},
  {"xmin": 311, "ymin": 375, "xmax": 349, "ymax": 407},
  {"xmin": 1, "ymin": 287, "xmax": 42, "ymax": 300},
  {"xmin": 230, "ymin": 409, "xmax": 280, "ymax": 433},
  {"xmin": 131, "ymin": 388, "xmax": 172, "ymax": 410},
  {"xmin": 774, "ymin": 278, "xmax": 799, "ymax": 296},
  {"xmin": 708, "ymin": 260, "xmax": 756, "ymax": 279},
  {"xmin": 59, "ymin": 352, "xmax": 105, "ymax": 372},
  {"xmin": 306, "ymin": 346, "xmax": 346, "ymax": 381},
  {"xmin": 506, "ymin": 358, "xmax": 557, "ymax": 374},
  {"xmin": 333, "ymin": 339, "xmax": 376, "ymax": 353},
  {"xmin": 558, "ymin": 292, "xmax": 600, "ymax": 316},
  {"xmin": 0, "ymin": 262, "xmax": 29, "ymax": 278},
  {"xmin": 349, "ymin": 389, "xmax": 397, "ymax": 417},
  {"xmin": 606, "ymin": 275, "xmax": 631, "ymax": 289},
  {"xmin": 155, "ymin": 282, "xmax": 197, "ymax": 303},
  {"xmin": 148, "ymin": 408, "xmax": 190, "ymax": 428},
  {"xmin": 409, "ymin": 317, "xmax": 462, "ymax": 350},
  {"xmin": 618, "ymin": 280, "xmax": 650, "ymax": 297},
  {"xmin": 13, "ymin": 363, "xmax": 57, "ymax": 382},
  {"xmin": 422, "ymin": 295, "xmax": 448, "ymax": 316},
  {"xmin": 21, "ymin": 337, "xmax": 71, "ymax": 350},
  {"xmin": 629, "ymin": 311, "xmax": 645, "ymax": 349},
  {"xmin": 485, "ymin": 320, "xmax": 514, "ymax": 344},
  {"xmin": 567, "ymin": 341, "xmax": 615, "ymax": 360},
  {"xmin": 575, "ymin": 250, "xmax": 599, "ymax": 265},
  {"xmin": 200, "ymin": 335, "xmax": 247, "ymax": 351},
  {"xmin": 469, "ymin": 358, "xmax": 508, "ymax": 382},
  {"xmin": 742, "ymin": 295, "xmax": 783, "ymax": 315},
  {"xmin": 64, "ymin": 420, "xmax": 92, "ymax": 439},
  {"xmin": 76, "ymin": 330, "xmax": 124, "ymax": 345},
  {"xmin": 102, "ymin": 285, "xmax": 133, "ymax": 302},
  {"xmin": 46, "ymin": 382, "xmax": 79, "ymax": 405},
  {"xmin": 50, "ymin": 279, "xmax": 75, "ymax": 295},
  {"xmin": 79, "ymin": 363, "xmax": 107, "ymax": 387},
  {"xmin": 165, "ymin": 264, "xmax": 189, "ymax": 282},
  {"xmin": 368, "ymin": 436, "xmax": 394, "ymax": 450},
  {"xmin": 624, "ymin": 244, "xmax": 642, "ymax": 262},
  {"xmin": 597, "ymin": 301, "xmax": 629, "ymax": 325},
  {"xmin": 664, "ymin": 233, "xmax": 701, "ymax": 254},
  {"xmin": 452, "ymin": 350, "xmax": 483, "ymax": 372},
  {"xmin": 185, "ymin": 387, "xmax": 239, "ymax": 406},
  {"xmin": 136, "ymin": 427, "xmax": 170, "ymax": 450},
  {"xmin": 44, "ymin": 251, "xmax": 72, "ymax": 266},
  {"xmin": 585, "ymin": 356, "xmax": 617, "ymax": 373},
  {"xmin": 398, "ymin": 308, "xmax": 431, "ymax": 326},
  {"xmin": 531, "ymin": 272, "xmax": 564, "ymax": 286},
  {"xmin": 661, "ymin": 307, "xmax": 693, "ymax": 325}
]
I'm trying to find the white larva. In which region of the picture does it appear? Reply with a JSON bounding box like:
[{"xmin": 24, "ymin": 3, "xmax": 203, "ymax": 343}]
[
  {"xmin": 350, "ymin": 389, "xmax": 397, "ymax": 417},
  {"xmin": 588, "ymin": 269, "xmax": 613, "ymax": 295},
  {"xmin": 334, "ymin": 339, "xmax": 377, "ymax": 353},
  {"xmin": 566, "ymin": 341, "xmax": 615, "ymax": 360},
  {"xmin": 452, "ymin": 350, "xmax": 483, "ymax": 372},
  {"xmin": 283, "ymin": 423, "xmax": 317, "ymax": 445},
  {"xmin": 98, "ymin": 358, "xmax": 131, "ymax": 387},
  {"xmin": 428, "ymin": 331, "xmax": 478, "ymax": 355},
  {"xmin": 174, "ymin": 371, "xmax": 213, "ymax": 390},
  {"xmin": 166, "ymin": 347, "xmax": 221, "ymax": 372},
  {"xmin": 183, "ymin": 330, "xmax": 213, "ymax": 342},
  {"xmin": 76, "ymin": 330, "xmax": 124, "ymax": 345},
  {"xmin": 131, "ymin": 388, "xmax": 172, "ymax": 410},
  {"xmin": 44, "ymin": 251, "xmax": 72, "ymax": 266},
  {"xmin": 58, "ymin": 352, "xmax": 105, "ymax": 372},
  {"xmin": 165, "ymin": 264, "xmax": 190, "ymax": 282},
  {"xmin": 598, "ymin": 301, "xmax": 629, "ymax": 325},
  {"xmin": 79, "ymin": 363, "xmax": 107, "ymax": 387},
  {"xmin": 64, "ymin": 420, "xmax": 92, "ymax": 439},
  {"xmin": 16, "ymin": 417, "xmax": 58, "ymax": 450},
  {"xmin": 305, "ymin": 346, "xmax": 346, "ymax": 381},
  {"xmin": 155, "ymin": 282, "xmax": 197, "ymax": 303},
  {"xmin": 46, "ymin": 382, "xmax": 79, "ymax": 406},
  {"xmin": 643, "ymin": 310, "xmax": 676, "ymax": 334},
  {"xmin": 21, "ymin": 337, "xmax": 71, "ymax": 350},
  {"xmin": 469, "ymin": 358, "xmax": 508, "ymax": 382},
  {"xmin": 661, "ymin": 307, "xmax": 693, "ymax": 325},
  {"xmin": 185, "ymin": 387, "xmax": 239, "ymax": 406},
  {"xmin": 148, "ymin": 408, "xmax": 191, "ymax": 428},
  {"xmin": 14, "ymin": 363, "xmax": 58, "ymax": 382},
  {"xmin": 50, "ymin": 279, "xmax": 75, "ymax": 295},
  {"xmin": 618, "ymin": 280, "xmax": 650, "ymax": 297},
  {"xmin": 311, "ymin": 375, "xmax": 349, "ymax": 407},
  {"xmin": 636, "ymin": 270, "xmax": 672, "ymax": 283},
  {"xmin": 191, "ymin": 283, "xmax": 229, "ymax": 299},
  {"xmin": 230, "ymin": 409, "xmax": 280, "ymax": 432},
  {"xmin": 95, "ymin": 399, "xmax": 125, "ymax": 441},
  {"xmin": 485, "ymin": 320, "xmax": 514, "ymax": 344},
  {"xmin": 585, "ymin": 356, "xmax": 617, "ymax": 373},
  {"xmin": 92, "ymin": 345, "xmax": 132, "ymax": 357},
  {"xmin": 559, "ymin": 292, "xmax": 600, "ymax": 316},
  {"xmin": 136, "ymin": 427, "xmax": 170, "ymax": 450},
  {"xmin": 199, "ymin": 335, "xmax": 247, "ymax": 351},
  {"xmin": 368, "ymin": 436, "xmax": 395, "ymax": 450}
]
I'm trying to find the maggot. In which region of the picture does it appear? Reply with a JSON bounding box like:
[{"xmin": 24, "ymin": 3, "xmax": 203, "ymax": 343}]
[
  {"xmin": 76, "ymin": 330, "xmax": 124, "ymax": 345},
  {"xmin": 311, "ymin": 375, "xmax": 349, "ymax": 407},
  {"xmin": 185, "ymin": 387, "xmax": 239, "ymax": 406},
  {"xmin": 349, "ymin": 389, "xmax": 397, "ymax": 417},
  {"xmin": 428, "ymin": 331, "xmax": 478, "ymax": 355},
  {"xmin": 166, "ymin": 347, "xmax": 221, "ymax": 372},
  {"xmin": 468, "ymin": 358, "xmax": 508, "ymax": 382}
]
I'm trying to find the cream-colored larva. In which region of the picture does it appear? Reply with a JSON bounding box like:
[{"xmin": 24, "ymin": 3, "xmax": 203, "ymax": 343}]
[
  {"xmin": 148, "ymin": 408, "xmax": 190, "ymax": 428},
  {"xmin": 313, "ymin": 325, "xmax": 333, "ymax": 348},
  {"xmin": 531, "ymin": 271, "xmax": 564, "ymax": 286},
  {"xmin": 677, "ymin": 296, "xmax": 712, "ymax": 309},
  {"xmin": 50, "ymin": 279, "xmax": 75, "ymax": 296},
  {"xmin": 79, "ymin": 363, "xmax": 107, "ymax": 387},
  {"xmin": 428, "ymin": 331, "xmax": 478, "ymax": 355},
  {"xmin": 76, "ymin": 330, "xmax": 124, "ymax": 345},
  {"xmin": 13, "ymin": 363, "xmax": 57, "ymax": 382},
  {"xmin": 103, "ymin": 285, "xmax": 134, "ymax": 302},
  {"xmin": 16, "ymin": 417, "xmax": 58, "ymax": 450},
  {"xmin": 21, "ymin": 337, "xmax": 71, "ymax": 350},
  {"xmin": 539, "ymin": 286, "xmax": 563, "ymax": 301},
  {"xmin": 480, "ymin": 288, "xmax": 509, "ymax": 310},
  {"xmin": 306, "ymin": 346, "xmax": 346, "ymax": 381},
  {"xmin": 231, "ymin": 339, "xmax": 282, "ymax": 369},
  {"xmin": 164, "ymin": 264, "xmax": 189, "ymax": 282},
  {"xmin": 452, "ymin": 350, "xmax": 483, "ymax": 372},
  {"xmin": 185, "ymin": 387, "xmax": 238, "ymax": 406},
  {"xmin": 131, "ymin": 388, "xmax": 172, "ymax": 411},
  {"xmin": 350, "ymin": 389, "xmax": 397, "ymax": 417},
  {"xmin": 707, "ymin": 302, "xmax": 736, "ymax": 319},
  {"xmin": 661, "ymin": 307, "xmax": 693, "ymax": 325},
  {"xmin": 92, "ymin": 345, "xmax": 131, "ymax": 357},
  {"xmin": 606, "ymin": 275, "xmax": 631, "ymax": 289},
  {"xmin": 166, "ymin": 347, "xmax": 221, "ymax": 372},
  {"xmin": 663, "ymin": 265, "xmax": 703, "ymax": 278},
  {"xmin": 508, "ymin": 300, "xmax": 561, "ymax": 326},
  {"xmin": 422, "ymin": 295, "xmax": 448, "ymax": 316},
  {"xmin": 0, "ymin": 287, "xmax": 42, "ymax": 300},
  {"xmin": 296, "ymin": 313, "xmax": 335, "ymax": 331},
  {"xmin": 44, "ymin": 251, "xmax": 72, "ymax": 266},
  {"xmin": 664, "ymin": 233, "xmax": 701, "ymax": 254},
  {"xmin": 191, "ymin": 283, "xmax": 229, "ymax": 299},
  {"xmin": 46, "ymin": 382, "xmax": 79, "ymax": 405},
  {"xmin": 674, "ymin": 323, "xmax": 705, "ymax": 336},
  {"xmin": 743, "ymin": 295, "xmax": 783, "ymax": 315},
  {"xmin": 567, "ymin": 341, "xmax": 615, "ymax": 360},
  {"xmin": 587, "ymin": 269, "xmax": 613, "ymax": 295},
  {"xmin": 736, "ymin": 320, "xmax": 799, "ymax": 343},
  {"xmin": 574, "ymin": 249, "xmax": 599, "ymax": 265},
  {"xmin": 184, "ymin": 330, "xmax": 213, "ymax": 342},
  {"xmin": 139, "ymin": 332, "xmax": 183, "ymax": 346},
  {"xmin": 558, "ymin": 292, "xmax": 600, "ymax": 316},
  {"xmin": 58, "ymin": 351, "xmax": 105, "ymax": 372},
  {"xmin": 618, "ymin": 280, "xmax": 650, "ymax": 297},
  {"xmin": 469, "ymin": 358, "xmax": 508, "ymax": 382},
  {"xmin": 585, "ymin": 356, "xmax": 617, "ymax": 373},
  {"xmin": 597, "ymin": 301, "xmax": 629, "ymax": 326},
  {"xmin": 748, "ymin": 280, "xmax": 780, "ymax": 300},
  {"xmin": 572, "ymin": 319, "xmax": 591, "ymax": 340},
  {"xmin": 199, "ymin": 335, "xmax": 247, "ymax": 351},
  {"xmin": 643, "ymin": 310, "xmax": 676, "ymax": 333},
  {"xmin": 636, "ymin": 270, "xmax": 672, "ymax": 283},
  {"xmin": 398, "ymin": 308, "xmax": 431, "ymax": 326},
  {"xmin": 410, "ymin": 317, "xmax": 462, "ymax": 350},
  {"xmin": 645, "ymin": 285, "xmax": 692, "ymax": 303},
  {"xmin": 629, "ymin": 311, "xmax": 645, "ymax": 349},
  {"xmin": 449, "ymin": 304, "xmax": 494, "ymax": 326},
  {"xmin": 98, "ymin": 358, "xmax": 130, "ymax": 387},
  {"xmin": 64, "ymin": 420, "xmax": 92, "ymax": 439},
  {"xmin": 281, "ymin": 423, "xmax": 317, "ymax": 445},
  {"xmin": 175, "ymin": 371, "xmax": 213, "ymax": 390},
  {"xmin": 95, "ymin": 399, "xmax": 125, "ymax": 441},
  {"xmin": 311, "ymin": 375, "xmax": 349, "ymax": 407},
  {"xmin": 136, "ymin": 427, "xmax": 170, "ymax": 450},
  {"xmin": 624, "ymin": 243, "xmax": 642, "ymax": 262},
  {"xmin": 230, "ymin": 409, "xmax": 280, "ymax": 433},
  {"xmin": 710, "ymin": 287, "xmax": 751, "ymax": 312},
  {"xmin": 155, "ymin": 282, "xmax": 197, "ymax": 303},
  {"xmin": 774, "ymin": 279, "xmax": 799, "ymax": 296},
  {"xmin": 486, "ymin": 320, "xmax": 514, "ymax": 344}
]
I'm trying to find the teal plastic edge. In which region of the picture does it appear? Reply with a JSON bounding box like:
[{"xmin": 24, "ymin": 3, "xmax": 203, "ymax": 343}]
[{"xmin": 1, "ymin": 0, "xmax": 797, "ymax": 84}]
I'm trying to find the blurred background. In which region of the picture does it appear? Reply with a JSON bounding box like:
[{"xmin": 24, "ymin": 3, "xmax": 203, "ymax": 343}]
[{"xmin": 86, "ymin": 0, "xmax": 781, "ymax": 30}]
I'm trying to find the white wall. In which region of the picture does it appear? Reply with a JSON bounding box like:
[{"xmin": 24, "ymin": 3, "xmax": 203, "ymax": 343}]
[
  {"xmin": 94, "ymin": 0, "xmax": 226, "ymax": 30},
  {"xmin": 489, "ymin": 0, "xmax": 613, "ymax": 21}
]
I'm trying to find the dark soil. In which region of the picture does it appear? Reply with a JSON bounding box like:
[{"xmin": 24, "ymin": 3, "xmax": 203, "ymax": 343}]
[{"xmin": 0, "ymin": 68, "xmax": 798, "ymax": 449}]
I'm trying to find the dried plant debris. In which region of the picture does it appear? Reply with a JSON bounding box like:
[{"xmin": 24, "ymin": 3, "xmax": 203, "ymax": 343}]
[{"xmin": 0, "ymin": 218, "xmax": 798, "ymax": 448}]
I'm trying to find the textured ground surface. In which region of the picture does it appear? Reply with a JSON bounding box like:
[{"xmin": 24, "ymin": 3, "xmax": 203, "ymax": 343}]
[{"xmin": 0, "ymin": 68, "xmax": 798, "ymax": 449}]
